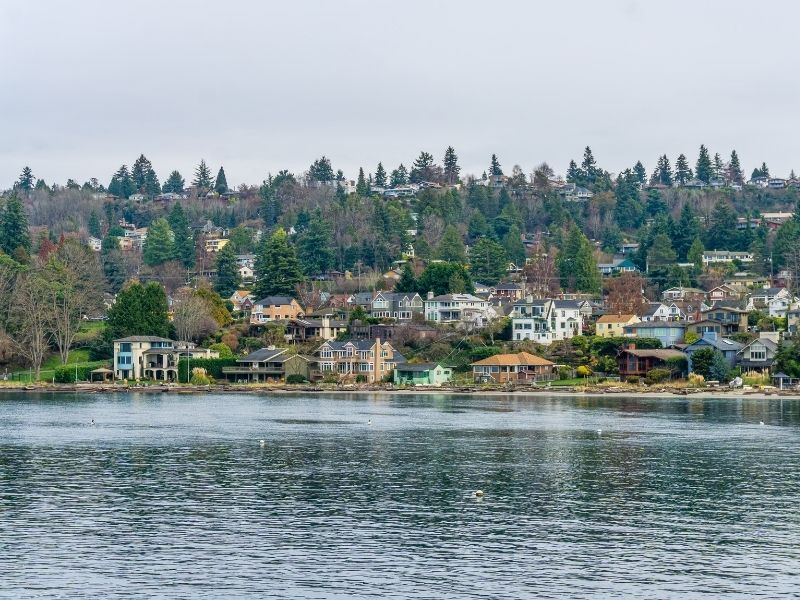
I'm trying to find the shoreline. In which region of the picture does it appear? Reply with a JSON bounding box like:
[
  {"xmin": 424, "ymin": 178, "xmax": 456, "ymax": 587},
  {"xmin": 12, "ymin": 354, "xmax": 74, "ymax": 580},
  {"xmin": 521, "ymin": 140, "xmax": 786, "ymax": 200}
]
[{"xmin": 1, "ymin": 382, "xmax": 799, "ymax": 400}]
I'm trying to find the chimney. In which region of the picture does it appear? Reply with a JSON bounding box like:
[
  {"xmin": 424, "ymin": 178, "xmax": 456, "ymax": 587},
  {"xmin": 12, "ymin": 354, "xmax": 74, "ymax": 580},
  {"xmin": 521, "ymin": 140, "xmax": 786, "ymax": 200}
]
[
  {"xmin": 526, "ymin": 294, "xmax": 533, "ymax": 303},
  {"xmin": 427, "ymin": 290, "xmax": 434, "ymax": 300}
]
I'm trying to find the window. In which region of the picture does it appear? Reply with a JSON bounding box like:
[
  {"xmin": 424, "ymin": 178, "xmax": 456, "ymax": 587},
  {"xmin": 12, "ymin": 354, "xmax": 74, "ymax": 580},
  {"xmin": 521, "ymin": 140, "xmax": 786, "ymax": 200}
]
[{"xmin": 120, "ymin": 343, "xmax": 132, "ymax": 353}]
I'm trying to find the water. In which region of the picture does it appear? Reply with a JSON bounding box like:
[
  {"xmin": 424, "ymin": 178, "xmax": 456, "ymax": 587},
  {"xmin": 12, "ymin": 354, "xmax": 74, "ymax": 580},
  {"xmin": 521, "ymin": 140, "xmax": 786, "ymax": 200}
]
[{"xmin": 1, "ymin": 392, "xmax": 799, "ymax": 599}]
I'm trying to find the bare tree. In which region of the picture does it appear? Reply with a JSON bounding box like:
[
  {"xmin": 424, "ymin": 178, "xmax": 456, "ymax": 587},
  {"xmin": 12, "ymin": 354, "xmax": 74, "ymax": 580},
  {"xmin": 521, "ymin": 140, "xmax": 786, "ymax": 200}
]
[
  {"xmin": 605, "ymin": 272, "xmax": 648, "ymax": 315},
  {"xmin": 523, "ymin": 243, "xmax": 559, "ymax": 298},
  {"xmin": 10, "ymin": 273, "xmax": 52, "ymax": 380},
  {"xmin": 171, "ymin": 288, "xmax": 217, "ymax": 342}
]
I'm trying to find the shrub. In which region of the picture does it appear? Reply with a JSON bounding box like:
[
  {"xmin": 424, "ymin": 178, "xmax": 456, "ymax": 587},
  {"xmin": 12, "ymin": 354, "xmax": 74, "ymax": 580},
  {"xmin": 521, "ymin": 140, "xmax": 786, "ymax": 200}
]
[
  {"xmin": 286, "ymin": 374, "xmax": 306, "ymax": 384},
  {"xmin": 576, "ymin": 365, "xmax": 592, "ymax": 377},
  {"xmin": 190, "ymin": 367, "xmax": 211, "ymax": 385},
  {"xmin": 208, "ymin": 343, "xmax": 233, "ymax": 359},
  {"xmin": 558, "ymin": 366, "xmax": 573, "ymax": 380},
  {"xmin": 176, "ymin": 358, "xmax": 237, "ymax": 382},
  {"xmin": 355, "ymin": 374, "xmax": 367, "ymax": 383},
  {"xmin": 645, "ymin": 368, "xmax": 671, "ymax": 384},
  {"xmin": 54, "ymin": 362, "xmax": 109, "ymax": 383},
  {"xmin": 625, "ymin": 375, "xmax": 640, "ymax": 384},
  {"xmin": 688, "ymin": 373, "xmax": 705, "ymax": 387}
]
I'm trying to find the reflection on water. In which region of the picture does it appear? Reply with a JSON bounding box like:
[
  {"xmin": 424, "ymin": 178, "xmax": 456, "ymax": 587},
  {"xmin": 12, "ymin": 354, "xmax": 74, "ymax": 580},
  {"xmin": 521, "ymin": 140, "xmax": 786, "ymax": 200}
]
[{"xmin": 1, "ymin": 392, "xmax": 799, "ymax": 599}]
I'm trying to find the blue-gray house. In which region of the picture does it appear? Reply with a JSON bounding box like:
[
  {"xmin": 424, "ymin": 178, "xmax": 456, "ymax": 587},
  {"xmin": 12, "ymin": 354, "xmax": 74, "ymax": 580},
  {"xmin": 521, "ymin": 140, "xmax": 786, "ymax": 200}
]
[
  {"xmin": 623, "ymin": 321, "xmax": 687, "ymax": 347},
  {"xmin": 684, "ymin": 334, "xmax": 744, "ymax": 372}
]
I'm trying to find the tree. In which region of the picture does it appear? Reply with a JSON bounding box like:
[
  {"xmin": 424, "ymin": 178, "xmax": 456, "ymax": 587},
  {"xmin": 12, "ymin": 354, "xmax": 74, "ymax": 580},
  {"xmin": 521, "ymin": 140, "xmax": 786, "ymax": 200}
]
[
  {"xmin": 193, "ymin": 159, "xmax": 214, "ymax": 189},
  {"xmin": 308, "ymin": 156, "xmax": 335, "ymax": 182},
  {"xmin": 614, "ymin": 170, "xmax": 645, "ymax": 229},
  {"xmin": 674, "ymin": 153, "xmax": 693, "ymax": 185},
  {"xmin": 17, "ymin": 166, "xmax": 34, "ymax": 192},
  {"xmin": 132, "ymin": 154, "xmax": 160, "ymax": 196},
  {"xmin": 356, "ymin": 167, "xmax": 368, "ymax": 196},
  {"xmin": 728, "ymin": 150, "xmax": 743, "ymax": 184},
  {"xmin": 0, "ymin": 194, "xmax": 31, "ymax": 256},
  {"xmin": 214, "ymin": 242, "xmax": 240, "ymax": 298},
  {"xmin": 142, "ymin": 218, "xmax": 176, "ymax": 266},
  {"xmin": 437, "ymin": 225, "xmax": 466, "ymax": 262},
  {"xmin": 503, "ymin": 224, "xmax": 526, "ymax": 265},
  {"xmin": 106, "ymin": 282, "xmax": 171, "ymax": 340},
  {"xmin": 374, "ymin": 162, "xmax": 387, "ymax": 187},
  {"xmin": 228, "ymin": 224, "xmax": 255, "ymax": 254},
  {"xmin": 469, "ymin": 237, "xmax": 509, "ymax": 284},
  {"xmin": 88, "ymin": 210, "xmax": 102, "ymax": 238},
  {"xmin": 163, "ymin": 170, "xmax": 185, "ymax": 193},
  {"xmin": 101, "ymin": 236, "xmax": 126, "ymax": 293},
  {"xmin": 390, "ymin": 164, "xmax": 409, "ymax": 187},
  {"xmin": 108, "ymin": 164, "xmax": 136, "ymax": 198},
  {"xmin": 672, "ymin": 204, "xmax": 701, "ymax": 261},
  {"xmin": 9, "ymin": 271, "xmax": 51, "ymax": 379},
  {"xmin": 167, "ymin": 203, "xmax": 195, "ymax": 268},
  {"xmin": 215, "ymin": 166, "xmax": 229, "ymax": 194},
  {"xmin": 690, "ymin": 347, "xmax": 716, "ymax": 379},
  {"xmin": 443, "ymin": 146, "xmax": 460, "ymax": 184},
  {"xmin": 581, "ymin": 146, "xmax": 597, "ymax": 180},
  {"xmin": 394, "ymin": 263, "xmax": 417, "ymax": 293},
  {"xmin": 253, "ymin": 228, "xmax": 305, "ymax": 298},
  {"xmin": 705, "ymin": 200, "xmax": 738, "ymax": 251},
  {"xmin": 566, "ymin": 160, "xmax": 581, "ymax": 184},
  {"xmin": 606, "ymin": 272, "xmax": 646, "ymax": 315},
  {"xmin": 713, "ymin": 153, "xmax": 725, "ymax": 181},
  {"xmin": 633, "ymin": 161, "xmax": 647, "ymax": 186},
  {"xmin": 557, "ymin": 224, "xmax": 600, "ymax": 294},
  {"xmin": 648, "ymin": 233, "xmax": 677, "ymax": 267},
  {"xmin": 296, "ymin": 211, "xmax": 334, "ymax": 276},
  {"xmin": 410, "ymin": 151, "xmax": 436, "ymax": 183},
  {"xmin": 489, "ymin": 154, "xmax": 503, "ymax": 177},
  {"xmin": 687, "ymin": 237, "xmax": 705, "ymax": 267},
  {"xmin": 651, "ymin": 154, "xmax": 673, "ymax": 186},
  {"xmin": 695, "ymin": 144, "xmax": 713, "ymax": 183},
  {"xmin": 417, "ymin": 262, "xmax": 473, "ymax": 296}
]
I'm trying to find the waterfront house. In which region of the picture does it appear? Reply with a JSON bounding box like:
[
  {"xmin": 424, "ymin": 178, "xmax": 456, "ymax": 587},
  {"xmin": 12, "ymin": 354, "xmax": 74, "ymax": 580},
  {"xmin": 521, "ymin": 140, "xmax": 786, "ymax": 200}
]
[
  {"xmin": 221, "ymin": 347, "xmax": 314, "ymax": 383},
  {"xmin": 596, "ymin": 314, "xmax": 640, "ymax": 338},
  {"xmin": 736, "ymin": 337, "xmax": 778, "ymax": 374},
  {"xmin": 622, "ymin": 321, "xmax": 687, "ymax": 347},
  {"xmin": 616, "ymin": 345, "xmax": 686, "ymax": 378},
  {"xmin": 471, "ymin": 352, "xmax": 556, "ymax": 383},
  {"xmin": 113, "ymin": 336, "xmax": 218, "ymax": 381},
  {"xmin": 315, "ymin": 338, "xmax": 405, "ymax": 383},
  {"xmin": 393, "ymin": 363, "xmax": 453, "ymax": 386},
  {"xmin": 250, "ymin": 296, "xmax": 304, "ymax": 324},
  {"xmin": 684, "ymin": 334, "xmax": 744, "ymax": 371},
  {"xmin": 285, "ymin": 316, "xmax": 348, "ymax": 342}
]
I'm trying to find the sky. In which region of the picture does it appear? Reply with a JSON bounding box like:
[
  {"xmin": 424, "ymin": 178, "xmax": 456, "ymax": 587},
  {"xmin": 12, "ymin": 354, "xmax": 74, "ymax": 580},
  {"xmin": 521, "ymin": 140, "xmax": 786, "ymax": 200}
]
[{"xmin": 1, "ymin": 0, "xmax": 799, "ymax": 189}]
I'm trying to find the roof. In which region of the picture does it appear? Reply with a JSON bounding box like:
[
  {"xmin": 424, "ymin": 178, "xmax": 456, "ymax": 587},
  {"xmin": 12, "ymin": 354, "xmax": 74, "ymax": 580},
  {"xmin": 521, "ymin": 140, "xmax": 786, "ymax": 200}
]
[
  {"xmin": 115, "ymin": 336, "xmax": 173, "ymax": 343},
  {"xmin": 739, "ymin": 337, "xmax": 778, "ymax": 352},
  {"xmin": 625, "ymin": 321, "xmax": 686, "ymax": 329},
  {"xmin": 427, "ymin": 293, "xmax": 485, "ymax": 302},
  {"xmin": 255, "ymin": 296, "xmax": 296, "ymax": 306},
  {"xmin": 494, "ymin": 283, "xmax": 522, "ymax": 290},
  {"xmin": 553, "ymin": 299, "xmax": 584, "ymax": 310},
  {"xmin": 471, "ymin": 352, "xmax": 554, "ymax": 367},
  {"xmin": 619, "ymin": 348, "xmax": 686, "ymax": 360},
  {"xmin": 396, "ymin": 363, "xmax": 441, "ymax": 372},
  {"xmin": 687, "ymin": 337, "xmax": 744, "ymax": 351},
  {"xmin": 596, "ymin": 314, "xmax": 637, "ymax": 323},
  {"xmin": 238, "ymin": 347, "xmax": 287, "ymax": 362}
]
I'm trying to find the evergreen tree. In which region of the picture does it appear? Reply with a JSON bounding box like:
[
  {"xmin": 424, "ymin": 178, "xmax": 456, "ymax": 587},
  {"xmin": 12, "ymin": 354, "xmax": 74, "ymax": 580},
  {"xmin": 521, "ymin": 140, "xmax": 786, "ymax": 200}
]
[
  {"xmin": 253, "ymin": 228, "xmax": 305, "ymax": 298},
  {"xmin": 489, "ymin": 154, "xmax": 503, "ymax": 177},
  {"xmin": 394, "ymin": 263, "xmax": 417, "ymax": 293},
  {"xmin": 390, "ymin": 164, "xmax": 409, "ymax": 187},
  {"xmin": 163, "ymin": 170, "xmax": 185, "ymax": 193},
  {"xmin": 142, "ymin": 218, "xmax": 176, "ymax": 266},
  {"xmin": 34, "ymin": 178, "xmax": 48, "ymax": 191},
  {"xmin": 409, "ymin": 151, "xmax": 436, "ymax": 183},
  {"xmin": 0, "ymin": 193, "xmax": 31, "ymax": 255},
  {"xmin": 503, "ymin": 224, "xmax": 526, "ymax": 265},
  {"xmin": 469, "ymin": 237, "xmax": 509, "ymax": 284},
  {"xmin": 131, "ymin": 154, "xmax": 160, "ymax": 196},
  {"xmin": 88, "ymin": 210, "xmax": 102, "ymax": 238},
  {"xmin": 296, "ymin": 211, "xmax": 334, "ymax": 276},
  {"xmin": 100, "ymin": 236, "xmax": 126, "ymax": 293},
  {"xmin": 705, "ymin": 200, "xmax": 739, "ymax": 250},
  {"xmin": 760, "ymin": 162, "xmax": 770, "ymax": 177},
  {"xmin": 443, "ymin": 146, "xmax": 460, "ymax": 184},
  {"xmin": 672, "ymin": 204, "xmax": 701, "ymax": 261},
  {"xmin": 695, "ymin": 144, "xmax": 712, "ymax": 183},
  {"xmin": 646, "ymin": 189, "xmax": 668, "ymax": 216},
  {"xmin": 713, "ymin": 153, "xmax": 724, "ymax": 180},
  {"xmin": 107, "ymin": 282, "xmax": 170, "ymax": 339},
  {"xmin": 633, "ymin": 161, "xmax": 647, "ymax": 186},
  {"xmin": 356, "ymin": 167, "xmax": 368, "ymax": 196},
  {"xmin": 648, "ymin": 233, "xmax": 677, "ymax": 267},
  {"xmin": 557, "ymin": 224, "xmax": 600, "ymax": 293},
  {"xmin": 581, "ymin": 146, "xmax": 597, "ymax": 180},
  {"xmin": 214, "ymin": 241, "xmax": 240, "ymax": 298},
  {"xmin": 167, "ymin": 203, "xmax": 195, "ymax": 268},
  {"xmin": 614, "ymin": 170, "xmax": 645, "ymax": 229},
  {"xmin": 687, "ymin": 237, "xmax": 705, "ymax": 267},
  {"xmin": 566, "ymin": 160, "xmax": 581, "ymax": 184},
  {"xmin": 651, "ymin": 155, "xmax": 673, "ymax": 186},
  {"xmin": 674, "ymin": 153, "xmax": 693, "ymax": 185},
  {"xmin": 17, "ymin": 166, "xmax": 34, "ymax": 192},
  {"xmin": 374, "ymin": 162, "xmax": 387, "ymax": 187},
  {"xmin": 215, "ymin": 166, "xmax": 229, "ymax": 194},
  {"xmin": 728, "ymin": 150, "xmax": 743, "ymax": 184},
  {"xmin": 437, "ymin": 225, "xmax": 467, "ymax": 262},
  {"xmin": 417, "ymin": 262, "xmax": 473, "ymax": 295},
  {"xmin": 193, "ymin": 159, "xmax": 213, "ymax": 189},
  {"xmin": 108, "ymin": 164, "xmax": 136, "ymax": 198},
  {"xmin": 308, "ymin": 156, "xmax": 335, "ymax": 182}
]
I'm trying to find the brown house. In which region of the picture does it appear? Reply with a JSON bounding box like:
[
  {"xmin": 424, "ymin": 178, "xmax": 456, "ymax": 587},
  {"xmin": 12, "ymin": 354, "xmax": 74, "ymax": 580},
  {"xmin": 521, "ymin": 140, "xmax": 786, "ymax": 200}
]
[
  {"xmin": 472, "ymin": 352, "xmax": 556, "ymax": 383},
  {"xmin": 617, "ymin": 344, "xmax": 686, "ymax": 378}
]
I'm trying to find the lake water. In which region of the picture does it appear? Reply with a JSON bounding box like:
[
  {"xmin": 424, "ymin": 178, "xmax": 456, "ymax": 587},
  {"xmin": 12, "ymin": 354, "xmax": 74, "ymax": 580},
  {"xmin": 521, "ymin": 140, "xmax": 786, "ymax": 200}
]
[{"xmin": 1, "ymin": 392, "xmax": 799, "ymax": 599}]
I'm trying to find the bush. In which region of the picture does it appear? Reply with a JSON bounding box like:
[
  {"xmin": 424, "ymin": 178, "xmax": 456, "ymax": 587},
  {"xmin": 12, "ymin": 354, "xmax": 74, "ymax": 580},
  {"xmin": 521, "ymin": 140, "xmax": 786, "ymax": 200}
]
[
  {"xmin": 176, "ymin": 358, "xmax": 237, "ymax": 382},
  {"xmin": 286, "ymin": 374, "xmax": 306, "ymax": 384},
  {"xmin": 54, "ymin": 362, "xmax": 109, "ymax": 383},
  {"xmin": 576, "ymin": 365, "xmax": 592, "ymax": 377},
  {"xmin": 190, "ymin": 367, "xmax": 211, "ymax": 385},
  {"xmin": 355, "ymin": 374, "xmax": 367, "ymax": 383},
  {"xmin": 558, "ymin": 366, "xmax": 573, "ymax": 380},
  {"xmin": 645, "ymin": 368, "xmax": 671, "ymax": 384},
  {"xmin": 208, "ymin": 343, "xmax": 233, "ymax": 359},
  {"xmin": 688, "ymin": 373, "xmax": 705, "ymax": 387},
  {"xmin": 626, "ymin": 376, "xmax": 640, "ymax": 384}
]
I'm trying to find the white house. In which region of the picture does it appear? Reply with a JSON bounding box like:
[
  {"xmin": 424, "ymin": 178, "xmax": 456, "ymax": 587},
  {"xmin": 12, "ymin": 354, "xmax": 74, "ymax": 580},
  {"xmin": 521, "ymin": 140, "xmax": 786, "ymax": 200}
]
[
  {"xmin": 702, "ymin": 250, "xmax": 753, "ymax": 265},
  {"xmin": 424, "ymin": 292, "xmax": 496, "ymax": 329},
  {"xmin": 510, "ymin": 298, "xmax": 584, "ymax": 344}
]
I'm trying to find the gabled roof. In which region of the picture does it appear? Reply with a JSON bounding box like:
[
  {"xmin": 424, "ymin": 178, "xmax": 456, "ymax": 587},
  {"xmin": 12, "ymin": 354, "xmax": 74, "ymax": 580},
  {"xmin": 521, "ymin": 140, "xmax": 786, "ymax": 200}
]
[
  {"xmin": 427, "ymin": 293, "xmax": 485, "ymax": 302},
  {"xmin": 738, "ymin": 337, "xmax": 778, "ymax": 353},
  {"xmin": 596, "ymin": 314, "xmax": 637, "ymax": 323},
  {"xmin": 471, "ymin": 352, "xmax": 554, "ymax": 367},
  {"xmin": 686, "ymin": 337, "xmax": 744, "ymax": 351},
  {"xmin": 553, "ymin": 299, "xmax": 584, "ymax": 310},
  {"xmin": 396, "ymin": 362, "xmax": 442, "ymax": 372},
  {"xmin": 115, "ymin": 336, "xmax": 173, "ymax": 343},
  {"xmin": 619, "ymin": 348, "xmax": 686, "ymax": 360},
  {"xmin": 255, "ymin": 295, "xmax": 297, "ymax": 306},
  {"xmin": 494, "ymin": 283, "xmax": 522, "ymax": 290},
  {"xmin": 238, "ymin": 347, "xmax": 287, "ymax": 362}
]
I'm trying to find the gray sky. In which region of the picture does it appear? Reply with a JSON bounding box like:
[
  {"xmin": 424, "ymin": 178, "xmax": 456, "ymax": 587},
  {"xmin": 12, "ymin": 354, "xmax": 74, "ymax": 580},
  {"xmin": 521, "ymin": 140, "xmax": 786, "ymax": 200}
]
[{"xmin": 2, "ymin": 0, "xmax": 798, "ymax": 188}]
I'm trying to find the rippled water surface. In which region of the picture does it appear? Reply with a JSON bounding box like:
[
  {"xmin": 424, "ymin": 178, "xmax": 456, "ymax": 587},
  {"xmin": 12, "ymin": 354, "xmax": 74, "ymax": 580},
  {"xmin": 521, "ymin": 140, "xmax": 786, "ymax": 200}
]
[{"xmin": 1, "ymin": 392, "xmax": 799, "ymax": 599}]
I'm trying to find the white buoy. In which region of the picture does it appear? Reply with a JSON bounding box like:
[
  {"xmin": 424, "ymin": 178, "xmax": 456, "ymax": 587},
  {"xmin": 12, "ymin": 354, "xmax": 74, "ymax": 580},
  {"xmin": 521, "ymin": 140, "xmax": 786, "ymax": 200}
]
[
  {"xmin": 259, "ymin": 439, "xmax": 266, "ymax": 446},
  {"xmin": 473, "ymin": 490, "xmax": 484, "ymax": 497},
  {"xmin": 759, "ymin": 421, "xmax": 765, "ymax": 426},
  {"xmin": 597, "ymin": 429, "xmax": 602, "ymax": 435}
]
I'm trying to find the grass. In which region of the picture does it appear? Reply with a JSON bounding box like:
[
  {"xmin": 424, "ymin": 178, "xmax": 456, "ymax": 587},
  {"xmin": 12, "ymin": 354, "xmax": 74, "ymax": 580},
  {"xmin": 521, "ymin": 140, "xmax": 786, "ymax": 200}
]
[
  {"xmin": 8, "ymin": 349, "xmax": 108, "ymax": 383},
  {"xmin": 73, "ymin": 321, "xmax": 106, "ymax": 344}
]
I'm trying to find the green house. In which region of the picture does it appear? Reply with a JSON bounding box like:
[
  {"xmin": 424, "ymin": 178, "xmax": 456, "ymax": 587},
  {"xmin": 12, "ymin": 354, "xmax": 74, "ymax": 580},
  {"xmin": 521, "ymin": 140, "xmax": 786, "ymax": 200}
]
[{"xmin": 393, "ymin": 363, "xmax": 452, "ymax": 386}]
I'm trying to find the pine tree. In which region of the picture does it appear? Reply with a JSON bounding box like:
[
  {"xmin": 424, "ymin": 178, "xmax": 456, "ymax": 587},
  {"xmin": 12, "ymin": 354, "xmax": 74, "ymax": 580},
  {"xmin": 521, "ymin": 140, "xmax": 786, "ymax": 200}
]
[
  {"xmin": 443, "ymin": 146, "xmax": 460, "ymax": 184},
  {"xmin": 88, "ymin": 210, "xmax": 102, "ymax": 238},
  {"xmin": 705, "ymin": 200, "xmax": 738, "ymax": 250},
  {"xmin": 163, "ymin": 170, "xmax": 185, "ymax": 193},
  {"xmin": 728, "ymin": 150, "xmax": 743, "ymax": 184},
  {"xmin": 296, "ymin": 211, "xmax": 334, "ymax": 276},
  {"xmin": 695, "ymin": 144, "xmax": 712, "ymax": 183},
  {"xmin": 374, "ymin": 162, "xmax": 387, "ymax": 187},
  {"xmin": 394, "ymin": 263, "xmax": 417, "ymax": 293},
  {"xmin": 557, "ymin": 224, "xmax": 600, "ymax": 293},
  {"xmin": 193, "ymin": 159, "xmax": 213, "ymax": 189},
  {"xmin": 566, "ymin": 160, "xmax": 581, "ymax": 184},
  {"xmin": 502, "ymin": 224, "xmax": 526, "ymax": 265},
  {"xmin": 167, "ymin": 203, "xmax": 195, "ymax": 268},
  {"xmin": 253, "ymin": 228, "xmax": 305, "ymax": 298},
  {"xmin": 581, "ymin": 146, "xmax": 597, "ymax": 180},
  {"xmin": 142, "ymin": 218, "xmax": 176, "ymax": 266},
  {"xmin": 0, "ymin": 193, "xmax": 31, "ymax": 255},
  {"xmin": 760, "ymin": 162, "xmax": 770, "ymax": 178},
  {"xmin": 672, "ymin": 204, "xmax": 701, "ymax": 261},
  {"xmin": 214, "ymin": 241, "xmax": 240, "ymax": 298},
  {"xmin": 674, "ymin": 153, "xmax": 693, "ymax": 185},
  {"xmin": 651, "ymin": 155, "xmax": 673, "ymax": 186},
  {"xmin": 390, "ymin": 164, "xmax": 409, "ymax": 187},
  {"xmin": 409, "ymin": 151, "xmax": 436, "ymax": 183},
  {"xmin": 469, "ymin": 237, "xmax": 509, "ymax": 284},
  {"xmin": 489, "ymin": 154, "xmax": 503, "ymax": 177},
  {"xmin": 648, "ymin": 233, "xmax": 677, "ymax": 267},
  {"xmin": 713, "ymin": 153, "xmax": 724, "ymax": 181},
  {"xmin": 101, "ymin": 236, "xmax": 126, "ymax": 293},
  {"xmin": 108, "ymin": 164, "xmax": 136, "ymax": 198},
  {"xmin": 215, "ymin": 166, "xmax": 228, "ymax": 194},
  {"xmin": 308, "ymin": 156, "xmax": 335, "ymax": 182},
  {"xmin": 17, "ymin": 166, "xmax": 34, "ymax": 192},
  {"xmin": 437, "ymin": 225, "xmax": 466, "ymax": 262},
  {"xmin": 132, "ymin": 154, "xmax": 154, "ymax": 193},
  {"xmin": 633, "ymin": 161, "xmax": 647, "ymax": 186},
  {"xmin": 614, "ymin": 170, "xmax": 645, "ymax": 229},
  {"xmin": 356, "ymin": 167, "xmax": 368, "ymax": 196},
  {"xmin": 687, "ymin": 237, "xmax": 705, "ymax": 267}
]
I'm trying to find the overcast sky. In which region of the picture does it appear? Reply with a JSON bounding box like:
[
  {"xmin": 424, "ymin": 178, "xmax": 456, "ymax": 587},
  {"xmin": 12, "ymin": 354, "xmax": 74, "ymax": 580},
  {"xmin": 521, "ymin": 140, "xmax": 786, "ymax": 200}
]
[{"xmin": 1, "ymin": 0, "xmax": 798, "ymax": 188}]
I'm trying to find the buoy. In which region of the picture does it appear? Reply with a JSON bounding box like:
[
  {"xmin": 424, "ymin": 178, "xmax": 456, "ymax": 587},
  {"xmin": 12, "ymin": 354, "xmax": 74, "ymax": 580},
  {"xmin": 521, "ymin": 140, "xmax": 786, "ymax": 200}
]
[
  {"xmin": 473, "ymin": 490, "xmax": 484, "ymax": 497},
  {"xmin": 759, "ymin": 421, "xmax": 765, "ymax": 426},
  {"xmin": 259, "ymin": 439, "xmax": 265, "ymax": 446},
  {"xmin": 597, "ymin": 429, "xmax": 602, "ymax": 435}
]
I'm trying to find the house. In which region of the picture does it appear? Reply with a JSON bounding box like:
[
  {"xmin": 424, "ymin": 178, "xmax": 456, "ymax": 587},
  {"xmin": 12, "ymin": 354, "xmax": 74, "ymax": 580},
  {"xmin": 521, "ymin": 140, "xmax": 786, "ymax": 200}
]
[
  {"xmin": 595, "ymin": 314, "xmax": 640, "ymax": 338},
  {"xmin": 706, "ymin": 284, "xmax": 741, "ymax": 303},
  {"xmin": 493, "ymin": 283, "xmax": 524, "ymax": 300},
  {"xmin": 238, "ymin": 265, "xmax": 254, "ymax": 281},
  {"xmin": 348, "ymin": 292, "xmax": 374, "ymax": 310},
  {"xmin": 702, "ymin": 250, "xmax": 753, "ymax": 265},
  {"xmin": 349, "ymin": 322, "xmax": 437, "ymax": 343},
  {"xmin": 662, "ymin": 287, "xmax": 706, "ymax": 302},
  {"xmin": 747, "ymin": 287, "xmax": 791, "ymax": 313},
  {"xmin": 617, "ymin": 345, "xmax": 686, "ymax": 378},
  {"xmin": 229, "ymin": 290, "xmax": 254, "ymax": 312},
  {"xmin": 204, "ymin": 238, "xmax": 229, "ymax": 253},
  {"xmin": 113, "ymin": 337, "xmax": 219, "ymax": 381},
  {"xmin": 598, "ymin": 258, "xmax": 638, "ymax": 276},
  {"xmin": 473, "ymin": 282, "xmax": 492, "ymax": 295},
  {"xmin": 559, "ymin": 183, "xmax": 594, "ymax": 202},
  {"xmin": 424, "ymin": 292, "xmax": 496, "ymax": 329},
  {"xmin": 788, "ymin": 308, "xmax": 800, "ymax": 336},
  {"xmin": 551, "ymin": 299, "xmax": 585, "ymax": 341},
  {"xmin": 393, "ymin": 363, "xmax": 453, "ymax": 386},
  {"xmin": 315, "ymin": 338, "xmax": 405, "ymax": 383},
  {"xmin": 87, "ymin": 236, "xmax": 102, "ymax": 252},
  {"xmin": 471, "ymin": 352, "xmax": 555, "ymax": 383},
  {"xmin": 622, "ymin": 321, "xmax": 687, "ymax": 347},
  {"xmin": 737, "ymin": 336, "xmax": 779, "ymax": 373},
  {"xmin": 747, "ymin": 176, "xmax": 769, "ymax": 188},
  {"xmin": 768, "ymin": 178, "xmax": 787, "ymax": 189},
  {"xmin": 511, "ymin": 298, "xmax": 553, "ymax": 343},
  {"xmin": 250, "ymin": 296, "xmax": 304, "ymax": 324},
  {"xmin": 221, "ymin": 347, "xmax": 314, "ymax": 383},
  {"xmin": 684, "ymin": 334, "xmax": 744, "ymax": 372},
  {"xmin": 370, "ymin": 291, "xmax": 424, "ymax": 321},
  {"xmin": 236, "ymin": 254, "xmax": 256, "ymax": 269},
  {"xmin": 285, "ymin": 317, "xmax": 348, "ymax": 342},
  {"xmin": 767, "ymin": 296, "xmax": 795, "ymax": 318},
  {"xmin": 699, "ymin": 305, "xmax": 748, "ymax": 334}
]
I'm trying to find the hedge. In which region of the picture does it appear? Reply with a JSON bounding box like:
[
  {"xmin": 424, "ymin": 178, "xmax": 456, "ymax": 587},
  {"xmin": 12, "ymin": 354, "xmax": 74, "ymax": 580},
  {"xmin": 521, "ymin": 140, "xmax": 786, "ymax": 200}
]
[
  {"xmin": 176, "ymin": 358, "xmax": 237, "ymax": 382},
  {"xmin": 54, "ymin": 362, "xmax": 112, "ymax": 383}
]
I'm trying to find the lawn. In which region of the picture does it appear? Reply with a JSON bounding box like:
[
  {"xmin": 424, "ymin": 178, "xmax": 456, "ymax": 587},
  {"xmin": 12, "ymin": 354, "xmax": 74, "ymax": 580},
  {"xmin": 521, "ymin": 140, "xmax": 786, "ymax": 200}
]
[
  {"xmin": 73, "ymin": 321, "xmax": 107, "ymax": 344},
  {"xmin": 8, "ymin": 349, "xmax": 109, "ymax": 383}
]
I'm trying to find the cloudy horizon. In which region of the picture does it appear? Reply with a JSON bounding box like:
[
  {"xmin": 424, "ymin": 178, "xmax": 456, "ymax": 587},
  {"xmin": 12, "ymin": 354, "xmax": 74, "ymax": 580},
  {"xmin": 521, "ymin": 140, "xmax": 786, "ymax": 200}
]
[{"xmin": 2, "ymin": 0, "xmax": 798, "ymax": 188}]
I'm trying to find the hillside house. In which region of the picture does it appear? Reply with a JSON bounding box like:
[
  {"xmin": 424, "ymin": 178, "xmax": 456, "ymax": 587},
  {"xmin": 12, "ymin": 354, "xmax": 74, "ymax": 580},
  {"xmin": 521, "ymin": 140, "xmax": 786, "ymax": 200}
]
[
  {"xmin": 250, "ymin": 296, "xmax": 304, "ymax": 324},
  {"xmin": 472, "ymin": 352, "xmax": 555, "ymax": 383}
]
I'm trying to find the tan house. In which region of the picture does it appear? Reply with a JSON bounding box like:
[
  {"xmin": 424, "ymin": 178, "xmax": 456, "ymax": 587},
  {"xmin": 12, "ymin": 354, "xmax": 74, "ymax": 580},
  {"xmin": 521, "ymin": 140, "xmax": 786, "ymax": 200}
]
[
  {"xmin": 113, "ymin": 336, "xmax": 219, "ymax": 381},
  {"xmin": 315, "ymin": 338, "xmax": 405, "ymax": 383},
  {"xmin": 596, "ymin": 314, "xmax": 640, "ymax": 338},
  {"xmin": 221, "ymin": 347, "xmax": 314, "ymax": 383},
  {"xmin": 204, "ymin": 238, "xmax": 229, "ymax": 253},
  {"xmin": 471, "ymin": 352, "xmax": 556, "ymax": 383},
  {"xmin": 229, "ymin": 290, "xmax": 254, "ymax": 312},
  {"xmin": 250, "ymin": 296, "xmax": 304, "ymax": 324}
]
